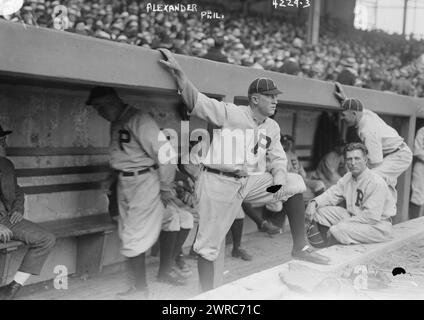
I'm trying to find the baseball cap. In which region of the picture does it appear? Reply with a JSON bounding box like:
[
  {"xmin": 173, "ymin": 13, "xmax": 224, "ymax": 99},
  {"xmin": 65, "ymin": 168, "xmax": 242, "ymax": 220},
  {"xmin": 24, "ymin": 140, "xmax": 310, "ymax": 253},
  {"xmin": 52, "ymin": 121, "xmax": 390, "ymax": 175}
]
[
  {"xmin": 341, "ymin": 98, "xmax": 363, "ymax": 112},
  {"xmin": 248, "ymin": 78, "xmax": 282, "ymax": 96},
  {"xmin": 86, "ymin": 86, "xmax": 118, "ymax": 105},
  {"xmin": 0, "ymin": 125, "xmax": 12, "ymax": 137}
]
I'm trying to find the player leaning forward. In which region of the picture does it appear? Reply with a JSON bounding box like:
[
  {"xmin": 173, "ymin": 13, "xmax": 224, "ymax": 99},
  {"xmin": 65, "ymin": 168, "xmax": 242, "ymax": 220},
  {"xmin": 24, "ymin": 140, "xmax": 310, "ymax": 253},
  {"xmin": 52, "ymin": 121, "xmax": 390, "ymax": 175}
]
[
  {"xmin": 158, "ymin": 49, "xmax": 330, "ymax": 291},
  {"xmin": 86, "ymin": 87, "xmax": 177, "ymax": 298},
  {"xmin": 334, "ymin": 82, "xmax": 412, "ymax": 211}
]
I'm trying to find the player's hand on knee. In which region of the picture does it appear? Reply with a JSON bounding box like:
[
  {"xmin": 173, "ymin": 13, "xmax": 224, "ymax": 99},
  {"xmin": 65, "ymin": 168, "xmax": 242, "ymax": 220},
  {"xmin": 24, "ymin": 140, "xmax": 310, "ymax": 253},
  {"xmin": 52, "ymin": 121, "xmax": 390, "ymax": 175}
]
[
  {"xmin": 0, "ymin": 224, "xmax": 13, "ymax": 243},
  {"xmin": 9, "ymin": 211, "xmax": 23, "ymax": 225}
]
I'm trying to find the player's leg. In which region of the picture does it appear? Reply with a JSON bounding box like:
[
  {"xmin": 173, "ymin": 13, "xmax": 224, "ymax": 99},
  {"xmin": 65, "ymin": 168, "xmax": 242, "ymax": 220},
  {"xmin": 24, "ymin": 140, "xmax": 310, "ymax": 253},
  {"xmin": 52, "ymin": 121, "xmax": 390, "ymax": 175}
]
[
  {"xmin": 157, "ymin": 204, "xmax": 187, "ymax": 285},
  {"xmin": 0, "ymin": 218, "xmax": 56, "ymax": 300},
  {"xmin": 242, "ymin": 202, "xmax": 281, "ymax": 235},
  {"xmin": 244, "ymin": 173, "xmax": 330, "ymax": 264},
  {"xmin": 193, "ymin": 171, "xmax": 244, "ymax": 291},
  {"xmin": 330, "ymin": 219, "xmax": 392, "ymax": 244},
  {"xmin": 410, "ymin": 161, "xmax": 424, "ymax": 219},
  {"xmin": 311, "ymin": 206, "xmax": 351, "ymax": 246},
  {"xmin": 173, "ymin": 208, "xmax": 194, "ymax": 276},
  {"xmin": 230, "ymin": 210, "xmax": 252, "ymax": 261},
  {"xmin": 116, "ymin": 172, "xmax": 163, "ymax": 297}
]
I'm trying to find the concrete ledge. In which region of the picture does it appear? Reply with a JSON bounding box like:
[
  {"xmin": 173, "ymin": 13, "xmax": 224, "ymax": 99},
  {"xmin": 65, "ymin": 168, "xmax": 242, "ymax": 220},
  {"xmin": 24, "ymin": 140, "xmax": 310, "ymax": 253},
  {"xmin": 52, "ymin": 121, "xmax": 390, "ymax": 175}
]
[{"xmin": 193, "ymin": 217, "xmax": 424, "ymax": 300}]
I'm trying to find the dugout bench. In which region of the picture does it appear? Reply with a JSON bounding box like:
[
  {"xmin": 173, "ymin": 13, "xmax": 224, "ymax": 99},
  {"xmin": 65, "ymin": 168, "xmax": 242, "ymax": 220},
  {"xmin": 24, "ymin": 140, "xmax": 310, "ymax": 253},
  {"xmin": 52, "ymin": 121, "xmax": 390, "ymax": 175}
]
[{"xmin": 0, "ymin": 214, "xmax": 115, "ymax": 286}]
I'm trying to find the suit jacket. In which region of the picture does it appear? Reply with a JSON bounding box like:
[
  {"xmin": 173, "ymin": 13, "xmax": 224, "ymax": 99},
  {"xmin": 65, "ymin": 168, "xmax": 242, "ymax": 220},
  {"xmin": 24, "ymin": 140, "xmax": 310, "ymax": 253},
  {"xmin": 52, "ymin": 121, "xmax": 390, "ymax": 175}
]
[{"xmin": 0, "ymin": 156, "xmax": 24, "ymax": 218}]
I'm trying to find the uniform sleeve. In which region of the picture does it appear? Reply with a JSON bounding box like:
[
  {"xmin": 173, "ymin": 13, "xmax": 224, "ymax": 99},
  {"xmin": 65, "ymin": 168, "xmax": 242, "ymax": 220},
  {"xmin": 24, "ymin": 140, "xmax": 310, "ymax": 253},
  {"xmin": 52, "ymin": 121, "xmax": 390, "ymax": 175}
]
[
  {"xmin": 349, "ymin": 180, "xmax": 387, "ymax": 223},
  {"xmin": 359, "ymin": 129, "xmax": 383, "ymax": 164},
  {"xmin": 11, "ymin": 184, "xmax": 25, "ymax": 215},
  {"xmin": 130, "ymin": 114, "xmax": 176, "ymax": 191},
  {"xmin": 314, "ymin": 175, "xmax": 347, "ymax": 207},
  {"xmin": 180, "ymin": 79, "xmax": 239, "ymax": 127},
  {"xmin": 266, "ymin": 124, "xmax": 288, "ymax": 177},
  {"xmin": 414, "ymin": 128, "xmax": 424, "ymax": 162}
]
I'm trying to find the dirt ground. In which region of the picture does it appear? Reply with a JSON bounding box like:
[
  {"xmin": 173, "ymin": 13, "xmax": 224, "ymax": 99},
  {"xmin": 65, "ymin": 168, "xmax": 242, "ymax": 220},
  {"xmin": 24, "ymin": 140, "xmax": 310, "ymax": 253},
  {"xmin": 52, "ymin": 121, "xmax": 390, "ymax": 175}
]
[{"xmin": 17, "ymin": 230, "xmax": 295, "ymax": 300}]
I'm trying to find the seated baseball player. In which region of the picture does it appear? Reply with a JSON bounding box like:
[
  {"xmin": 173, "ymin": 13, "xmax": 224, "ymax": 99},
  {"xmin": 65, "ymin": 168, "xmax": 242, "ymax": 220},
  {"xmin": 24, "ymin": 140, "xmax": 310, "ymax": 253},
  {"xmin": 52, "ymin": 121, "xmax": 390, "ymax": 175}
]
[
  {"xmin": 281, "ymin": 134, "xmax": 325, "ymax": 198},
  {"xmin": 310, "ymin": 140, "xmax": 347, "ymax": 190},
  {"xmin": 305, "ymin": 143, "xmax": 394, "ymax": 248},
  {"xmin": 157, "ymin": 165, "xmax": 195, "ymax": 285},
  {"xmin": 0, "ymin": 128, "xmax": 56, "ymax": 300}
]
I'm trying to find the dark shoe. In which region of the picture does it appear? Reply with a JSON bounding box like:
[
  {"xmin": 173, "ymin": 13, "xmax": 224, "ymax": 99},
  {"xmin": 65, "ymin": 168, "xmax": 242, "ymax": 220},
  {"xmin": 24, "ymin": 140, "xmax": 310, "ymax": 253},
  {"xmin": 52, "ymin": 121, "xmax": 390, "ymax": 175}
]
[
  {"xmin": 157, "ymin": 270, "xmax": 188, "ymax": 286},
  {"xmin": 0, "ymin": 281, "xmax": 22, "ymax": 300},
  {"xmin": 291, "ymin": 246, "xmax": 330, "ymax": 265},
  {"xmin": 259, "ymin": 220, "xmax": 281, "ymax": 235},
  {"xmin": 116, "ymin": 286, "xmax": 149, "ymax": 300},
  {"xmin": 232, "ymin": 248, "xmax": 253, "ymax": 261}
]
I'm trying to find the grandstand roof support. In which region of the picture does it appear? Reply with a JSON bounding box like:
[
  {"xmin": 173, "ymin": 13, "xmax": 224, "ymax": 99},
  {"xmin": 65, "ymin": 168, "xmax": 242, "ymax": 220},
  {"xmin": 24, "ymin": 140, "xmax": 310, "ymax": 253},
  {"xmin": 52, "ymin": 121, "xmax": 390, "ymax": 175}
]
[
  {"xmin": 307, "ymin": 0, "xmax": 321, "ymax": 44},
  {"xmin": 402, "ymin": 0, "xmax": 408, "ymax": 35}
]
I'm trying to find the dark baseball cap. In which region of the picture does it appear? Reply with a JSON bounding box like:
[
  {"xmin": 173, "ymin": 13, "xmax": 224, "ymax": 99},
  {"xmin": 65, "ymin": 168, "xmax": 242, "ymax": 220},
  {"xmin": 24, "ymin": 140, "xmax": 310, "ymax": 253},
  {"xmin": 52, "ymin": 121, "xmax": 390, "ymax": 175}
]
[
  {"xmin": 341, "ymin": 98, "xmax": 363, "ymax": 112},
  {"xmin": 248, "ymin": 78, "xmax": 282, "ymax": 96},
  {"xmin": 86, "ymin": 86, "xmax": 118, "ymax": 105}
]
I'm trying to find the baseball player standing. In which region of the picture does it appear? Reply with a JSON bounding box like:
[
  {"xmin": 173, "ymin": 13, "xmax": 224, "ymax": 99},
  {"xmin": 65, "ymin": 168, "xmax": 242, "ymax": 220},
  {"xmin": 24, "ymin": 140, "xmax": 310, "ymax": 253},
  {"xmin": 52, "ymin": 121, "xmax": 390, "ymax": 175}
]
[
  {"xmin": 306, "ymin": 143, "xmax": 394, "ymax": 246},
  {"xmin": 86, "ymin": 86, "xmax": 177, "ymax": 298},
  {"xmin": 334, "ymin": 83, "xmax": 413, "ymax": 212},
  {"xmin": 410, "ymin": 126, "xmax": 424, "ymax": 219},
  {"xmin": 158, "ymin": 49, "xmax": 330, "ymax": 292}
]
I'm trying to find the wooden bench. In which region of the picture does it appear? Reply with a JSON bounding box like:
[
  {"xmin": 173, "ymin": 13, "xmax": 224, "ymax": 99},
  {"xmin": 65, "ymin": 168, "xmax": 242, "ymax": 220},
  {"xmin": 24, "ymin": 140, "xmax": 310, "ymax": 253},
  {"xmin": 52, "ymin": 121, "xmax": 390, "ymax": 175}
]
[{"xmin": 0, "ymin": 214, "xmax": 116, "ymax": 286}]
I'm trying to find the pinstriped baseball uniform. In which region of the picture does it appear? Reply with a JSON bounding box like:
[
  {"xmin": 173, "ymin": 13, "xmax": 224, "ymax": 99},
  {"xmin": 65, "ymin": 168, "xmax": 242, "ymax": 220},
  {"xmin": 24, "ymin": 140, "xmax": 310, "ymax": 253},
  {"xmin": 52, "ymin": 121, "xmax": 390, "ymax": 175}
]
[
  {"xmin": 180, "ymin": 81, "xmax": 306, "ymax": 261},
  {"xmin": 109, "ymin": 106, "xmax": 176, "ymax": 257},
  {"xmin": 356, "ymin": 108, "xmax": 412, "ymax": 213},
  {"xmin": 313, "ymin": 168, "xmax": 393, "ymax": 244},
  {"xmin": 411, "ymin": 127, "xmax": 424, "ymax": 205},
  {"xmin": 356, "ymin": 109, "xmax": 412, "ymax": 184}
]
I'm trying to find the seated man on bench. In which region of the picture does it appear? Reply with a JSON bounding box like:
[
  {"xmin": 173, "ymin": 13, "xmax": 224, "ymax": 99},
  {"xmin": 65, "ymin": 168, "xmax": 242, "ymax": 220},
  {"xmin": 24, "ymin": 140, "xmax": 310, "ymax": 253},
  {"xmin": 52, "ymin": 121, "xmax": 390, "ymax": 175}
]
[
  {"xmin": 0, "ymin": 126, "xmax": 56, "ymax": 300},
  {"xmin": 305, "ymin": 142, "xmax": 394, "ymax": 248}
]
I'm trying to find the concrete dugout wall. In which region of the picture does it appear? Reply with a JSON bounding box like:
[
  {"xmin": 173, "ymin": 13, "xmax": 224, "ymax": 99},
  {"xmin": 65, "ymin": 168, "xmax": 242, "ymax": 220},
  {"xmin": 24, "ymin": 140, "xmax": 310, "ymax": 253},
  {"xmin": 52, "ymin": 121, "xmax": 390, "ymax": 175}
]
[{"xmin": 0, "ymin": 20, "xmax": 422, "ymax": 284}]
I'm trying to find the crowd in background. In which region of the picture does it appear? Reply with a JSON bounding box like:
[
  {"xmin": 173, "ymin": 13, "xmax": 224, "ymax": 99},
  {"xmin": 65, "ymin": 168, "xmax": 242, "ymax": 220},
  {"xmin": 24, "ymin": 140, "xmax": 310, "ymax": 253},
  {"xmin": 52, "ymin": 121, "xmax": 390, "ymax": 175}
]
[{"xmin": 2, "ymin": 0, "xmax": 424, "ymax": 97}]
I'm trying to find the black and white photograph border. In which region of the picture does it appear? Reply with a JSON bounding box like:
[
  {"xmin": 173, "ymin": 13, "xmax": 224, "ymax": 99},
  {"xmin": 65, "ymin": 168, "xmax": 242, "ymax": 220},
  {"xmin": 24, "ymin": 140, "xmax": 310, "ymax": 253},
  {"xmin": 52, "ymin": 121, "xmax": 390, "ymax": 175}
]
[{"xmin": 0, "ymin": 0, "xmax": 424, "ymax": 304}]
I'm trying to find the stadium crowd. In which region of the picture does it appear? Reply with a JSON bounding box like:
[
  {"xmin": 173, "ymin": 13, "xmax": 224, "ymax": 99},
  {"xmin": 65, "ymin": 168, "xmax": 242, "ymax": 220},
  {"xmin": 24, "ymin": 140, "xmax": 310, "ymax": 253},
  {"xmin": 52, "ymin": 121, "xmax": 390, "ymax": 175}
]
[{"xmin": 2, "ymin": 0, "xmax": 424, "ymax": 97}]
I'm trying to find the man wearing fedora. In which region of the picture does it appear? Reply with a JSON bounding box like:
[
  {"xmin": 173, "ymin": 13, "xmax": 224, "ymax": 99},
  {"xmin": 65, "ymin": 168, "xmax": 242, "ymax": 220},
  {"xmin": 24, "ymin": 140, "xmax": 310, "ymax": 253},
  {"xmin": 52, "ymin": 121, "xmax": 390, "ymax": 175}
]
[{"xmin": 0, "ymin": 125, "xmax": 56, "ymax": 300}]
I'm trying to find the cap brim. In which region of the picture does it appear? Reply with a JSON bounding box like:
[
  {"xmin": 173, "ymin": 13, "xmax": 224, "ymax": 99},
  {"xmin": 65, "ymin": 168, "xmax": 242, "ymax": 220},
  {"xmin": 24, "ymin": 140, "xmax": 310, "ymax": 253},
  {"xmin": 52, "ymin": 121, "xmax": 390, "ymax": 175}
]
[{"xmin": 261, "ymin": 88, "xmax": 282, "ymax": 95}]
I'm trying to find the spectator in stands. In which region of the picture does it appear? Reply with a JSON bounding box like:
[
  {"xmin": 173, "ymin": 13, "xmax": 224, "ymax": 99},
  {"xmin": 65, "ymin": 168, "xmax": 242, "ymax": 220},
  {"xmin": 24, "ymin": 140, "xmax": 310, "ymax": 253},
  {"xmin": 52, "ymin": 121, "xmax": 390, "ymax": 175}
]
[
  {"xmin": 202, "ymin": 37, "xmax": 228, "ymax": 63},
  {"xmin": 337, "ymin": 57, "xmax": 357, "ymax": 86},
  {"xmin": 0, "ymin": 126, "xmax": 56, "ymax": 300}
]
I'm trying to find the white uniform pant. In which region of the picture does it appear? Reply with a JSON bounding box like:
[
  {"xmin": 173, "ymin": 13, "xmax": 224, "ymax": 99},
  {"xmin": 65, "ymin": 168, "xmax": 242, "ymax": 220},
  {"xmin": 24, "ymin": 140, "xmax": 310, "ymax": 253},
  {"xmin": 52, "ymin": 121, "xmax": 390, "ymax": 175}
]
[
  {"xmin": 314, "ymin": 206, "xmax": 392, "ymax": 244},
  {"xmin": 194, "ymin": 171, "xmax": 306, "ymax": 261},
  {"xmin": 117, "ymin": 171, "xmax": 164, "ymax": 257},
  {"xmin": 162, "ymin": 202, "xmax": 194, "ymax": 231},
  {"xmin": 372, "ymin": 144, "xmax": 412, "ymax": 210},
  {"xmin": 411, "ymin": 160, "xmax": 424, "ymax": 205}
]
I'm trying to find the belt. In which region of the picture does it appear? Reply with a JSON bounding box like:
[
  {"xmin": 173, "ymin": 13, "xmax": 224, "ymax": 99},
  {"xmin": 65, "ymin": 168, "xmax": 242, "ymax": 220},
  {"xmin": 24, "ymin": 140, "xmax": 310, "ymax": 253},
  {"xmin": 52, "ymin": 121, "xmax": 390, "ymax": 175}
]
[
  {"xmin": 121, "ymin": 164, "xmax": 158, "ymax": 177},
  {"xmin": 383, "ymin": 143, "xmax": 405, "ymax": 158},
  {"xmin": 203, "ymin": 166, "xmax": 243, "ymax": 179}
]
